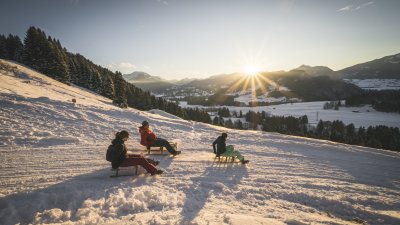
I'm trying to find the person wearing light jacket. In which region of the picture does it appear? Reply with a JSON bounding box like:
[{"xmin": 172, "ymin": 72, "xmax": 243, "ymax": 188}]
[{"xmin": 139, "ymin": 120, "xmax": 181, "ymax": 156}]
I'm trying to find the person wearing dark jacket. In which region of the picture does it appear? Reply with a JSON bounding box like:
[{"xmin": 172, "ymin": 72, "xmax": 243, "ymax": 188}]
[
  {"xmin": 213, "ymin": 133, "xmax": 249, "ymax": 164},
  {"xmin": 111, "ymin": 130, "xmax": 163, "ymax": 175},
  {"xmin": 213, "ymin": 133, "xmax": 228, "ymax": 156}
]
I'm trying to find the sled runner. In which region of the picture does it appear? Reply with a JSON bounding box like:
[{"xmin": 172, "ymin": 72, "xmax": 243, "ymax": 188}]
[{"xmin": 215, "ymin": 155, "xmax": 249, "ymax": 164}]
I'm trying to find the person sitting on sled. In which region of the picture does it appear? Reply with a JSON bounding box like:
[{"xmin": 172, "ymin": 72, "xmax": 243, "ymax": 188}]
[
  {"xmin": 212, "ymin": 132, "xmax": 249, "ymax": 164},
  {"xmin": 139, "ymin": 120, "xmax": 181, "ymax": 156},
  {"xmin": 110, "ymin": 130, "xmax": 163, "ymax": 175}
]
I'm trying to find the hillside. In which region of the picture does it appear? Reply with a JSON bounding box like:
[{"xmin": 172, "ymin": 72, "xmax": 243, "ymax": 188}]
[
  {"xmin": 1, "ymin": 60, "xmax": 400, "ymax": 224},
  {"xmin": 186, "ymin": 73, "xmax": 244, "ymax": 90},
  {"xmin": 338, "ymin": 53, "xmax": 400, "ymax": 79},
  {"xmin": 291, "ymin": 65, "xmax": 335, "ymax": 77}
]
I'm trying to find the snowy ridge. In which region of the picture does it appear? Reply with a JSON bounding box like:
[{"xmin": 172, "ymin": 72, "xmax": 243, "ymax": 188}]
[
  {"xmin": 344, "ymin": 79, "xmax": 400, "ymax": 90},
  {"xmin": 1, "ymin": 59, "xmax": 400, "ymax": 224}
]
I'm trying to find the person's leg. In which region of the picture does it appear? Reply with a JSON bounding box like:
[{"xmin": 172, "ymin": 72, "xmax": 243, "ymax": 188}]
[
  {"xmin": 226, "ymin": 145, "xmax": 234, "ymax": 152},
  {"xmin": 120, "ymin": 157, "xmax": 158, "ymax": 174},
  {"xmin": 232, "ymin": 151, "xmax": 244, "ymax": 161},
  {"xmin": 223, "ymin": 145, "xmax": 245, "ymax": 162},
  {"xmin": 146, "ymin": 158, "xmax": 159, "ymax": 166},
  {"xmin": 152, "ymin": 138, "xmax": 177, "ymax": 154}
]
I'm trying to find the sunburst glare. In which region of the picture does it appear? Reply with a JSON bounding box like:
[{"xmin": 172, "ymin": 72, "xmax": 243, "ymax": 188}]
[{"xmin": 245, "ymin": 65, "xmax": 260, "ymax": 76}]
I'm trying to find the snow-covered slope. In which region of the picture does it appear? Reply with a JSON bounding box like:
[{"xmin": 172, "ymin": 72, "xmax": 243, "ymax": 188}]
[{"xmin": 1, "ymin": 59, "xmax": 400, "ymax": 225}]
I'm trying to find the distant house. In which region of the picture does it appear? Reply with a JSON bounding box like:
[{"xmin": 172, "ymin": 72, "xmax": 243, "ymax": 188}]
[{"xmin": 242, "ymin": 122, "xmax": 250, "ymax": 129}]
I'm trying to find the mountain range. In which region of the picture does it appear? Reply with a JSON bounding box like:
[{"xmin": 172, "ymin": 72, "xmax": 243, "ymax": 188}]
[
  {"xmin": 123, "ymin": 53, "xmax": 400, "ymax": 92},
  {"xmin": 123, "ymin": 71, "xmax": 175, "ymax": 91},
  {"xmin": 337, "ymin": 53, "xmax": 400, "ymax": 79}
]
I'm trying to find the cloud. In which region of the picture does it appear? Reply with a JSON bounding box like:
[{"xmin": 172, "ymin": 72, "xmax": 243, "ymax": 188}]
[
  {"xmin": 157, "ymin": 0, "xmax": 169, "ymax": 6},
  {"xmin": 68, "ymin": 0, "xmax": 80, "ymax": 6},
  {"xmin": 106, "ymin": 62, "xmax": 136, "ymax": 74},
  {"xmin": 338, "ymin": 1, "xmax": 374, "ymax": 12},
  {"xmin": 338, "ymin": 5, "xmax": 353, "ymax": 12}
]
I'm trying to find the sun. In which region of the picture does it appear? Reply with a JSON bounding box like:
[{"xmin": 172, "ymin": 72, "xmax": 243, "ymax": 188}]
[{"xmin": 245, "ymin": 65, "xmax": 259, "ymax": 76}]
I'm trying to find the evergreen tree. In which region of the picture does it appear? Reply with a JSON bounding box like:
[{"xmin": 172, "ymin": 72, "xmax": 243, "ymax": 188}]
[
  {"xmin": 113, "ymin": 71, "xmax": 127, "ymax": 107},
  {"xmin": 5, "ymin": 34, "xmax": 23, "ymax": 61},
  {"xmin": 47, "ymin": 38, "xmax": 70, "ymax": 83},
  {"xmin": 225, "ymin": 119, "xmax": 233, "ymax": 128},
  {"xmin": 330, "ymin": 120, "xmax": 345, "ymax": 142},
  {"xmin": 213, "ymin": 116, "xmax": 220, "ymax": 125},
  {"xmin": 0, "ymin": 34, "xmax": 6, "ymax": 58},
  {"xmin": 102, "ymin": 75, "xmax": 115, "ymax": 99},
  {"xmin": 23, "ymin": 27, "xmax": 41, "ymax": 70},
  {"xmin": 235, "ymin": 119, "xmax": 243, "ymax": 129},
  {"xmin": 345, "ymin": 123, "xmax": 356, "ymax": 144}
]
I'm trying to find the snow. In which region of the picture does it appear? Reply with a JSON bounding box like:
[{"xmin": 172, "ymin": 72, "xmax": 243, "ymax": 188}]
[
  {"xmin": 234, "ymin": 94, "xmax": 288, "ymax": 104},
  {"xmin": 179, "ymin": 101, "xmax": 400, "ymax": 128},
  {"xmin": 229, "ymin": 86, "xmax": 297, "ymax": 105},
  {"xmin": 1, "ymin": 59, "xmax": 400, "ymax": 224},
  {"xmin": 344, "ymin": 79, "xmax": 400, "ymax": 90}
]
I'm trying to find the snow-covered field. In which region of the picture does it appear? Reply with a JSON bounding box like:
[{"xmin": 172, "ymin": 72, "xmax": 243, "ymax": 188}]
[
  {"xmin": 180, "ymin": 101, "xmax": 400, "ymax": 128},
  {"xmin": 1, "ymin": 59, "xmax": 400, "ymax": 225},
  {"xmin": 233, "ymin": 94, "xmax": 291, "ymax": 105},
  {"xmin": 344, "ymin": 79, "xmax": 400, "ymax": 90}
]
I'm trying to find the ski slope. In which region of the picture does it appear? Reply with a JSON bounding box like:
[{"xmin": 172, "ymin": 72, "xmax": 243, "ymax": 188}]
[{"xmin": 1, "ymin": 59, "xmax": 400, "ymax": 225}]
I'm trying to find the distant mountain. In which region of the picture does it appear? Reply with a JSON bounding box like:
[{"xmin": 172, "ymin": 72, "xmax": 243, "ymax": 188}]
[
  {"xmin": 131, "ymin": 53, "xmax": 400, "ymax": 99},
  {"xmin": 169, "ymin": 78, "xmax": 198, "ymax": 85},
  {"xmin": 291, "ymin": 65, "xmax": 335, "ymax": 77},
  {"xmin": 123, "ymin": 71, "xmax": 164, "ymax": 82},
  {"xmin": 123, "ymin": 71, "xmax": 174, "ymax": 92},
  {"xmin": 185, "ymin": 73, "xmax": 244, "ymax": 90},
  {"xmin": 337, "ymin": 53, "xmax": 400, "ymax": 79}
]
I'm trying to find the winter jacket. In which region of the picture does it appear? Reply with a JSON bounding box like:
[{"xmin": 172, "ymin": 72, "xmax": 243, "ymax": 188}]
[
  {"xmin": 213, "ymin": 136, "xmax": 226, "ymax": 155},
  {"xmin": 110, "ymin": 137, "xmax": 128, "ymax": 169},
  {"xmin": 139, "ymin": 126, "xmax": 156, "ymax": 149}
]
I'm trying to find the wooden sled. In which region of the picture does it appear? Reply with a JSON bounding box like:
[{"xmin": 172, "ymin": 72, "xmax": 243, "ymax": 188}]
[
  {"xmin": 110, "ymin": 165, "xmax": 138, "ymax": 177},
  {"xmin": 145, "ymin": 142, "xmax": 178, "ymax": 155},
  {"xmin": 215, "ymin": 155, "xmax": 239, "ymax": 163}
]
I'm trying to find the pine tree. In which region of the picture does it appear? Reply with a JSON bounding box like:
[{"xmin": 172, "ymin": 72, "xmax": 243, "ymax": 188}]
[
  {"xmin": 5, "ymin": 34, "xmax": 23, "ymax": 61},
  {"xmin": 0, "ymin": 34, "xmax": 6, "ymax": 58},
  {"xmin": 23, "ymin": 27, "xmax": 41, "ymax": 70},
  {"xmin": 316, "ymin": 120, "xmax": 324, "ymax": 137},
  {"xmin": 47, "ymin": 38, "xmax": 70, "ymax": 83},
  {"xmin": 113, "ymin": 71, "xmax": 127, "ymax": 107},
  {"xmin": 102, "ymin": 75, "xmax": 115, "ymax": 99}
]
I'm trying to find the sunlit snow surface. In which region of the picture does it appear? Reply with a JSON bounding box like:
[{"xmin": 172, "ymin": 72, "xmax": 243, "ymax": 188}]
[{"xmin": 1, "ymin": 60, "xmax": 400, "ymax": 225}]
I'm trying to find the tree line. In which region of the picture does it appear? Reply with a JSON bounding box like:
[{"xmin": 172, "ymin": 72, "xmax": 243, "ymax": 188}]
[
  {"xmin": 211, "ymin": 107, "xmax": 400, "ymax": 152},
  {"xmin": 0, "ymin": 27, "xmax": 211, "ymax": 123},
  {"xmin": 345, "ymin": 90, "xmax": 400, "ymax": 113}
]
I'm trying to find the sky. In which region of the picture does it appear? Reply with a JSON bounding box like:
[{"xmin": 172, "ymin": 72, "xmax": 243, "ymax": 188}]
[{"xmin": 1, "ymin": 0, "xmax": 400, "ymax": 80}]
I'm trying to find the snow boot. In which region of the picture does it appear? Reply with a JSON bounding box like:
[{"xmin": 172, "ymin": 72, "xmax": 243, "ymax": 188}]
[
  {"xmin": 172, "ymin": 151, "xmax": 181, "ymax": 156},
  {"xmin": 147, "ymin": 159, "xmax": 159, "ymax": 166},
  {"xmin": 241, "ymin": 159, "xmax": 249, "ymax": 164},
  {"xmin": 151, "ymin": 170, "xmax": 163, "ymax": 176}
]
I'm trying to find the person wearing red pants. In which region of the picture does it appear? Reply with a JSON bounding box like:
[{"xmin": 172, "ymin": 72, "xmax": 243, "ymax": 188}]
[{"xmin": 110, "ymin": 130, "xmax": 163, "ymax": 175}]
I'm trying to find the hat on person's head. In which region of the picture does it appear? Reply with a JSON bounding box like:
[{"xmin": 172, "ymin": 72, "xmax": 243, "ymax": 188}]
[{"xmin": 142, "ymin": 120, "xmax": 149, "ymax": 126}]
